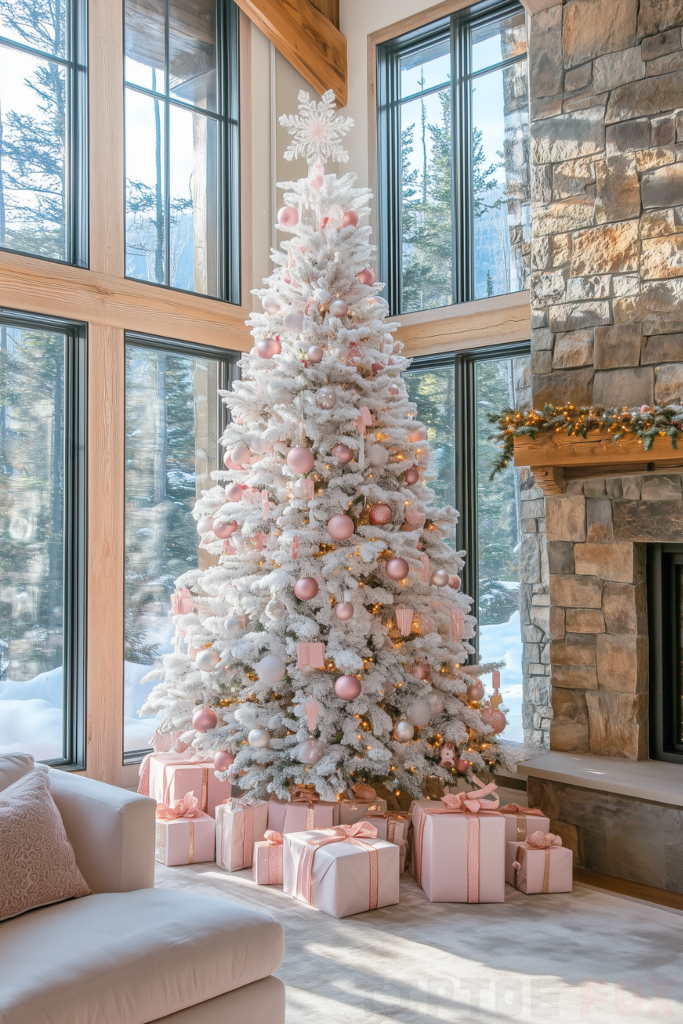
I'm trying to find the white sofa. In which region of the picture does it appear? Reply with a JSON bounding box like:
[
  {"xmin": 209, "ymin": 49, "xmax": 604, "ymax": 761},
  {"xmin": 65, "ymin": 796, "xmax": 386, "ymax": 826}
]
[{"xmin": 0, "ymin": 755, "xmax": 285, "ymax": 1024}]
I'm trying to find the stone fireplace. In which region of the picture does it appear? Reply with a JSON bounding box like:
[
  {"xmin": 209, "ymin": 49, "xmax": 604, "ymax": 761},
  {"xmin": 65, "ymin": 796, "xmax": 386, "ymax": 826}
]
[{"xmin": 515, "ymin": 0, "xmax": 683, "ymax": 892}]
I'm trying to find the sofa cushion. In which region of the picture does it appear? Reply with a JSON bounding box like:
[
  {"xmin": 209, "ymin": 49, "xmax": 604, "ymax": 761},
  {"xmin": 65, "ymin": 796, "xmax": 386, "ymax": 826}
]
[
  {"xmin": 0, "ymin": 888, "xmax": 284, "ymax": 1024},
  {"xmin": 0, "ymin": 769, "xmax": 91, "ymax": 922},
  {"xmin": 0, "ymin": 753, "xmax": 42, "ymax": 793}
]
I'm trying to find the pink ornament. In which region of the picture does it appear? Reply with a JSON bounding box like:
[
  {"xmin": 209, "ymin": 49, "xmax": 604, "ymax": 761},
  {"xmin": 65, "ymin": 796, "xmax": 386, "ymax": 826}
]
[
  {"xmin": 308, "ymin": 160, "xmax": 324, "ymax": 189},
  {"xmin": 231, "ymin": 443, "xmax": 251, "ymax": 466},
  {"xmin": 492, "ymin": 669, "xmax": 501, "ymax": 689},
  {"xmin": 389, "ymin": 384, "xmax": 400, "ymax": 396},
  {"xmin": 371, "ymin": 363, "xmax": 383, "ymax": 373},
  {"xmin": 214, "ymin": 750, "xmax": 234, "ymax": 772},
  {"xmin": 448, "ymin": 574, "xmax": 461, "ymax": 590},
  {"xmin": 294, "ymin": 576, "xmax": 319, "ymax": 601},
  {"xmin": 192, "ymin": 707, "xmax": 217, "ymax": 733},
  {"xmin": 335, "ymin": 674, "xmax": 361, "ymax": 701},
  {"xmin": 404, "ymin": 467, "xmax": 420, "ymax": 484},
  {"xmin": 287, "ymin": 447, "xmax": 314, "ymax": 473},
  {"xmin": 489, "ymin": 709, "xmax": 507, "ymax": 734},
  {"xmin": 223, "ymin": 451, "xmax": 240, "ymax": 470},
  {"xmin": 277, "ymin": 205, "xmax": 298, "ymax": 227},
  {"xmin": 327, "ymin": 514, "xmax": 355, "ymax": 540},
  {"xmin": 357, "ymin": 268, "xmax": 375, "ymax": 286},
  {"xmin": 386, "ymin": 557, "xmax": 409, "ymax": 581},
  {"xmin": 369, "ymin": 504, "xmax": 392, "ymax": 526},
  {"xmin": 343, "ymin": 210, "xmax": 359, "ymax": 228},
  {"xmin": 330, "ymin": 298, "xmax": 348, "ymax": 317},
  {"xmin": 334, "ymin": 601, "xmax": 354, "ymax": 620},
  {"xmin": 225, "ymin": 483, "xmax": 243, "ymax": 502},
  {"xmin": 332, "ymin": 444, "xmax": 354, "ymax": 464},
  {"xmin": 467, "ymin": 682, "xmax": 485, "ymax": 702},
  {"xmin": 409, "ymin": 426, "xmax": 428, "ymax": 443},
  {"xmin": 640, "ymin": 405, "xmax": 650, "ymax": 414},
  {"xmin": 257, "ymin": 337, "xmax": 281, "ymax": 359},
  {"xmin": 307, "ymin": 345, "xmax": 324, "ymax": 363},
  {"xmin": 411, "ymin": 661, "xmax": 431, "ymax": 681},
  {"xmin": 456, "ymin": 758, "xmax": 470, "ymax": 773},
  {"xmin": 213, "ymin": 520, "xmax": 237, "ymax": 539}
]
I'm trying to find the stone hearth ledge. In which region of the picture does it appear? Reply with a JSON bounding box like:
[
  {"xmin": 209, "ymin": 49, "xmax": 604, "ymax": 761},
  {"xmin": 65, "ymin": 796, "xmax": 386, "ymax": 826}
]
[{"xmin": 517, "ymin": 750, "xmax": 683, "ymax": 807}]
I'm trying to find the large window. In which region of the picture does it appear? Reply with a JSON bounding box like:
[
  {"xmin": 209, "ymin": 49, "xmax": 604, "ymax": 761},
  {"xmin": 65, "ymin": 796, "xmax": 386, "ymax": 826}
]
[
  {"xmin": 124, "ymin": 0, "xmax": 240, "ymax": 301},
  {"xmin": 0, "ymin": 0, "xmax": 87, "ymax": 264},
  {"xmin": 0, "ymin": 312, "xmax": 86, "ymax": 766},
  {"xmin": 378, "ymin": 0, "xmax": 530, "ymax": 314},
  {"xmin": 404, "ymin": 345, "xmax": 530, "ymax": 742},
  {"xmin": 123, "ymin": 333, "xmax": 236, "ymax": 760}
]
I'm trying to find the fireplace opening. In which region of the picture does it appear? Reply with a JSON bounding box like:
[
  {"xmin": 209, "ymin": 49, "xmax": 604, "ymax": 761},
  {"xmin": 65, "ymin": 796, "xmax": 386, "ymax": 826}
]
[{"xmin": 648, "ymin": 545, "xmax": 683, "ymax": 764}]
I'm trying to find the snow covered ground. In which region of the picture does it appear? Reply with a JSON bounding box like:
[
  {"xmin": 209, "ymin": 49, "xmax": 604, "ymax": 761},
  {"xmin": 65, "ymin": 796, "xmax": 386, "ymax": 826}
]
[{"xmin": 1, "ymin": 612, "xmax": 525, "ymax": 759}]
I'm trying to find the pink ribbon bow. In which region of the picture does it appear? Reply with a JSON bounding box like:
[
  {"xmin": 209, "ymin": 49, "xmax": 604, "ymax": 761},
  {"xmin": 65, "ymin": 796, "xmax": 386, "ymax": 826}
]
[
  {"xmin": 291, "ymin": 785, "xmax": 321, "ymax": 805},
  {"xmin": 525, "ymin": 831, "xmax": 562, "ymax": 849},
  {"xmin": 296, "ymin": 821, "xmax": 380, "ymax": 908},
  {"xmin": 352, "ymin": 783, "xmax": 377, "ymax": 802},
  {"xmin": 441, "ymin": 776, "xmax": 500, "ymax": 814},
  {"xmin": 512, "ymin": 832, "xmax": 563, "ymax": 892},
  {"xmin": 263, "ymin": 830, "xmax": 284, "ymax": 845},
  {"xmin": 500, "ymin": 804, "xmax": 546, "ymax": 816},
  {"xmin": 156, "ymin": 791, "xmax": 203, "ymax": 821}
]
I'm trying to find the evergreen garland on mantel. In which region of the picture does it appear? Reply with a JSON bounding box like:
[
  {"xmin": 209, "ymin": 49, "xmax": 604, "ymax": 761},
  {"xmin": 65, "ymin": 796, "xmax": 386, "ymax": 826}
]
[{"xmin": 488, "ymin": 402, "xmax": 683, "ymax": 479}]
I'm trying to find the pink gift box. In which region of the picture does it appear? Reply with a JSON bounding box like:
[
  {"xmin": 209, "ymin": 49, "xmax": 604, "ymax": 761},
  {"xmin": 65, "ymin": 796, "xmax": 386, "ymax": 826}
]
[
  {"xmin": 148, "ymin": 753, "xmax": 231, "ymax": 818},
  {"xmin": 338, "ymin": 797, "xmax": 388, "ymax": 825},
  {"xmin": 499, "ymin": 804, "xmax": 550, "ymax": 843},
  {"xmin": 506, "ymin": 839, "xmax": 573, "ymax": 893},
  {"xmin": 155, "ymin": 812, "xmax": 215, "ymax": 866},
  {"xmin": 216, "ymin": 798, "xmax": 269, "ymax": 872},
  {"xmin": 412, "ymin": 799, "xmax": 505, "ymax": 903},
  {"xmin": 283, "ymin": 828, "xmax": 399, "ymax": 918},
  {"xmin": 359, "ymin": 813, "xmax": 408, "ymax": 845},
  {"xmin": 253, "ymin": 833, "xmax": 284, "ymax": 885},
  {"xmin": 267, "ymin": 798, "xmax": 339, "ymax": 834}
]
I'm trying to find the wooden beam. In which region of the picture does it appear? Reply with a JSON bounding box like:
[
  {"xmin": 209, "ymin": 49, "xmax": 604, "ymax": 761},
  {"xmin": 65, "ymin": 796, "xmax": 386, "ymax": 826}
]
[
  {"xmin": 513, "ymin": 430, "xmax": 683, "ymax": 470},
  {"xmin": 233, "ymin": 0, "xmax": 347, "ymax": 106},
  {"xmin": 310, "ymin": 0, "xmax": 339, "ymax": 29},
  {"xmin": 395, "ymin": 291, "xmax": 531, "ymax": 358}
]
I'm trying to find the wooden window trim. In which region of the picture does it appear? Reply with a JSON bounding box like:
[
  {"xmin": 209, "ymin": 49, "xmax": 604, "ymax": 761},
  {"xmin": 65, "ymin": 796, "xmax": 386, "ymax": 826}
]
[{"xmin": 367, "ymin": 0, "xmax": 531, "ymax": 359}]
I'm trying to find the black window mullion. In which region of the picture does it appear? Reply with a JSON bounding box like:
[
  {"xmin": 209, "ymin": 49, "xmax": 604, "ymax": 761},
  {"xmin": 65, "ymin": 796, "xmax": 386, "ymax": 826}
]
[
  {"xmin": 164, "ymin": 0, "xmax": 171, "ymax": 288},
  {"xmin": 452, "ymin": 13, "xmax": 471, "ymax": 305}
]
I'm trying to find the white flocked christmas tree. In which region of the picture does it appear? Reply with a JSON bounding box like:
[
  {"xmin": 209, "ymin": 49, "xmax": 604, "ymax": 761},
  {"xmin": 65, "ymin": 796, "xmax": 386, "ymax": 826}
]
[{"xmin": 140, "ymin": 90, "xmax": 514, "ymax": 802}]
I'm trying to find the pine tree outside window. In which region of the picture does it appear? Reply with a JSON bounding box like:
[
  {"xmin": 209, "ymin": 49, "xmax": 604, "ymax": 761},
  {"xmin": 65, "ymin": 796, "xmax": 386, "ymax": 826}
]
[
  {"xmin": 124, "ymin": 0, "xmax": 240, "ymax": 301},
  {"xmin": 377, "ymin": 0, "xmax": 530, "ymax": 315},
  {"xmin": 0, "ymin": 0, "xmax": 87, "ymax": 265}
]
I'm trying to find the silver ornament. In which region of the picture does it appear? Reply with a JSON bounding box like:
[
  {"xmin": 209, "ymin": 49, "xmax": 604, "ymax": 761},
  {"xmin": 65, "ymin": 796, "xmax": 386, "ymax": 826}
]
[
  {"xmin": 248, "ymin": 728, "xmax": 270, "ymax": 749},
  {"xmin": 291, "ymin": 479, "xmax": 309, "ymax": 499},
  {"xmin": 316, "ymin": 386, "xmax": 337, "ymax": 409},
  {"xmin": 430, "ymin": 569, "xmax": 450, "ymax": 587},
  {"xmin": 393, "ymin": 720, "xmax": 415, "ymax": 742},
  {"xmin": 266, "ymin": 599, "xmax": 285, "ymax": 620},
  {"xmin": 298, "ymin": 737, "xmax": 325, "ymax": 764},
  {"xmin": 195, "ymin": 648, "xmax": 220, "ymax": 672},
  {"xmin": 406, "ymin": 699, "xmax": 432, "ymax": 726},
  {"xmin": 426, "ymin": 690, "xmax": 445, "ymax": 715},
  {"xmin": 224, "ymin": 616, "xmax": 243, "ymax": 636}
]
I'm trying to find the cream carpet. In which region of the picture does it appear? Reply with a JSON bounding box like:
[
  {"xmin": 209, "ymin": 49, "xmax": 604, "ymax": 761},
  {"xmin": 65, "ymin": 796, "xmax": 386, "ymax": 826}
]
[{"xmin": 155, "ymin": 856, "xmax": 683, "ymax": 1023}]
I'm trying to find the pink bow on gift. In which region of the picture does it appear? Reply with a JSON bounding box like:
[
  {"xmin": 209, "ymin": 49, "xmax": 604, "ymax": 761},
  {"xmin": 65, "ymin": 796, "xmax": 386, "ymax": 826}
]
[
  {"xmin": 441, "ymin": 775, "xmax": 499, "ymax": 813},
  {"xmin": 525, "ymin": 831, "xmax": 562, "ymax": 849},
  {"xmin": 296, "ymin": 820, "xmax": 380, "ymax": 908},
  {"xmin": 263, "ymin": 830, "xmax": 284, "ymax": 845},
  {"xmin": 352, "ymin": 783, "xmax": 377, "ymax": 803},
  {"xmin": 291, "ymin": 785, "xmax": 321, "ymax": 805},
  {"xmin": 500, "ymin": 804, "xmax": 546, "ymax": 817},
  {"xmin": 156, "ymin": 791, "xmax": 203, "ymax": 821}
]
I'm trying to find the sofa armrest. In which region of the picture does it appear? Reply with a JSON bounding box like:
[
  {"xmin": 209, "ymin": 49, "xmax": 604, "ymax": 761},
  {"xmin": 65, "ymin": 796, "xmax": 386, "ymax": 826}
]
[{"xmin": 48, "ymin": 769, "xmax": 156, "ymax": 893}]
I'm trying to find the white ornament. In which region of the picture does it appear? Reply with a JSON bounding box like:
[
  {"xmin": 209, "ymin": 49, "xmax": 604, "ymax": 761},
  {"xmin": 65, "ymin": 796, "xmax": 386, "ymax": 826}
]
[
  {"xmin": 297, "ymin": 737, "xmax": 325, "ymax": 764},
  {"xmin": 279, "ymin": 89, "xmax": 354, "ymax": 165},
  {"xmin": 426, "ymin": 691, "xmax": 445, "ymax": 716},
  {"xmin": 224, "ymin": 616, "xmax": 243, "ymax": 636},
  {"xmin": 195, "ymin": 649, "xmax": 220, "ymax": 672},
  {"xmin": 262, "ymin": 293, "xmax": 280, "ymax": 313},
  {"xmin": 252, "ymin": 437, "xmax": 271, "ymax": 455},
  {"xmin": 197, "ymin": 517, "xmax": 214, "ymax": 536},
  {"xmin": 283, "ymin": 311, "xmax": 304, "ymax": 332},
  {"xmin": 291, "ymin": 479, "xmax": 309, "ymax": 499},
  {"xmin": 406, "ymin": 699, "xmax": 431, "ymax": 726},
  {"xmin": 393, "ymin": 720, "xmax": 415, "ymax": 742},
  {"xmin": 266, "ymin": 599, "xmax": 285, "ymax": 620},
  {"xmin": 256, "ymin": 655, "xmax": 286, "ymax": 685},
  {"xmin": 368, "ymin": 444, "xmax": 388, "ymax": 467},
  {"xmin": 248, "ymin": 728, "xmax": 270, "ymax": 749}
]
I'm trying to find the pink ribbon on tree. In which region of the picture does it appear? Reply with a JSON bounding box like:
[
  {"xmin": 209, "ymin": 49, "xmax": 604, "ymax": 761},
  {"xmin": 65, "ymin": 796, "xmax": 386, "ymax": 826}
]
[
  {"xmin": 451, "ymin": 608, "xmax": 466, "ymax": 640},
  {"xmin": 262, "ymin": 490, "xmax": 270, "ymax": 520},
  {"xmin": 396, "ymin": 607, "xmax": 414, "ymax": 636},
  {"xmin": 155, "ymin": 791, "xmax": 204, "ymax": 821},
  {"xmin": 355, "ymin": 406, "xmax": 373, "ymax": 434},
  {"xmin": 171, "ymin": 588, "xmax": 193, "ymax": 615},
  {"xmin": 295, "ymin": 821, "xmax": 380, "ymax": 908}
]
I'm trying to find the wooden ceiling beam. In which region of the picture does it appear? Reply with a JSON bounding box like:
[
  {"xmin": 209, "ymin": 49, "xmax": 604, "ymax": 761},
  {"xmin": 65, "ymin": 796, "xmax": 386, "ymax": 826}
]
[{"xmin": 234, "ymin": 0, "xmax": 347, "ymax": 107}]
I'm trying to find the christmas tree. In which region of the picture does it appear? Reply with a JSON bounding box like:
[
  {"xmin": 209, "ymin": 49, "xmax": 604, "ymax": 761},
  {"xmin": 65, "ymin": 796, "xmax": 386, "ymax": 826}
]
[{"xmin": 140, "ymin": 91, "xmax": 513, "ymax": 802}]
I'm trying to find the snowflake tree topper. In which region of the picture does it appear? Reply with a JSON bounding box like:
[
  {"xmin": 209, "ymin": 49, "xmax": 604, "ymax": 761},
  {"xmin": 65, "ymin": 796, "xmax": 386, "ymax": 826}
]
[{"xmin": 279, "ymin": 90, "xmax": 354, "ymax": 165}]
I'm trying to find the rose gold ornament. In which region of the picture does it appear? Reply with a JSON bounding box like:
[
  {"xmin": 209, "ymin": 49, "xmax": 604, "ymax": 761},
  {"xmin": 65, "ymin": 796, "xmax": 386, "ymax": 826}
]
[
  {"xmin": 369, "ymin": 503, "xmax": 392, "ymax": 526},
  {"xmin": 489, "ymin": 709, "xmax": 506, "ymax": 733},
  {"xmin": 411, "ymin": 661, "xmax": 431, "ymax": 681},
  {"xmin": 327, "ymin": 514, "xmax": 354, "ymax": 540},
  {"xmin": 431, "ymin": 569, "xmax": 450, "ymax": 587},
  {"xmin": 334, "ymin": 674, "xmax": 361, "ymax": 701},
  {"xmin": 294, "ymin": 577, "xmax": 318, "ymax": 601},
  {"xmin": 307, "ymin": 345, "xmax": 324, "ymax": 363},
  {"xmin": 287, "ymin": 447, "xmax": 314, "ymax": 473},
  {"xmin": 409, "ymin": 426, "xmax": 428, "ymax": 442},
  {"xmin": 405, "ymin": 510, "xmax": 426, "ymax": 529},
  {"xmin": 225, "ymin": 483, "xmax": 243, "ymax": 502},
  {"xmin": 214, "ymin": 750, "xmax": 234, "ymax": 772},
  {"xmin": 334, "ymin": 601, "xmax": 354, "ymax": 620},
  {"xmin": 386, "ymin": 557, "xmax": 409, "ymax": 581},
  {"xmin": 448, "ymin": 574, "xmax": 461, "ymax": 590},
  {"xmin": 343, "ymin": 210, "xmax": 359, "ymax": 228},
  {"xmin": 404, "ymin": 467, "xmax": 419, "ymax": 484},
  {"xmin": 357, "ymin": 268, "xmax": 375, "ymax": 286},
  {"xmin": 257, "ymin": 337, "xmax": 281, "ymax": 359},
  {"xmin": 456, "ymin": 758, "xmax": 470, "ymax": 772},
  {"xmin": 466, "ymin": 682, "xmax": 485, "ymax": 702},
  {"xmin": 192, "ymin": 706, "xmax": 217, "ymax": 732},
  {"xmin": 213, "ymin": 520, "xmax": 237, "ymax": 539},
  {"xmin": 389, "ymin": 384, "xmax": 400, "ymax": 396},
  {"xmin": 332, "ymin": 444, "xmax": 354, "ymax": 464},
  {"xmin": 277, "ymin": 205, "xmax": 298, "ymax": 227},
  {"xmin": 329, "ymin": 298, "xmax": 348, "ymax": 317}
]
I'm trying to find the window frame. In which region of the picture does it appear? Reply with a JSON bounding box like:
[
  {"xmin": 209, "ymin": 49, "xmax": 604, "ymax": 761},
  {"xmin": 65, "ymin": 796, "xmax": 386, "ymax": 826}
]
[
  {"xmin": 648, "ymin": 544, "xmax": 683, "ymax": 764},
  {"xmin": 0, "ymin": 0, "xmax": 89, "ymax": 268},
  {"xmin": 406, "ymin": 341, "xmax": 530, "ymax": 660},
  {"xmin": 377, "ymin": 0, "xmax": 528, "ymax": 316},
  {"xmin": 122, "ymin": 329, "xmax": 239, "ymax": 765},
  {"xmin": 122, "ymin": 0, "xmax": 241, "ymax": 304},
  {"xmin": 0, "ymin": 306, "xmax": 87, "ymax": 770}
]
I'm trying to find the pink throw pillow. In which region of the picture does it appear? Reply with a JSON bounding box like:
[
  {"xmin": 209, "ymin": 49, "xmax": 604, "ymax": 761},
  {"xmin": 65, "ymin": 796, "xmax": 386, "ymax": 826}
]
[{"xmin": 0, "ymin": 768, "xmax": 91, "ymax": 922}]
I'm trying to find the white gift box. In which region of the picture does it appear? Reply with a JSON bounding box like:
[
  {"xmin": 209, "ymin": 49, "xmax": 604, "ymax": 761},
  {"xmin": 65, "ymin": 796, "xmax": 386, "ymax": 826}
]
[
  {"xmin": 499, "ymin": 805, "xmax": 550, "ymax": 843},
  {"xmin": 338, "ymin": 797, "xmax": 388, "ymax": 825},
  {"xmin": 215, "ymin": 798, "xmax": 269, "ymax": 872},
  {"xmin": 283, "ymin": 829, "xmax": 400, "ymax": 918},
  {"xmin": 359, "ymin": 813, "xmax": 408, "ymax": 845},
  {"xmin": 267, "ymin": 798, "xmax": 339, "ymax": 834}
]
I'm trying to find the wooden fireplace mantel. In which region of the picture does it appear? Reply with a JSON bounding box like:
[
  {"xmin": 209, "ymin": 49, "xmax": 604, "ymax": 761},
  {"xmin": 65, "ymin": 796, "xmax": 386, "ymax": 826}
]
[{"xmin": 513, "ymin": 431, "xmax": 683, "ymax": 494}]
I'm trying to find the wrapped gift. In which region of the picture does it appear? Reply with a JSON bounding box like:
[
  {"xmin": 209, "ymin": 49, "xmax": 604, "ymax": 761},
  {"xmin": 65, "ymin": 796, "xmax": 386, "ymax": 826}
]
[
  {"xmin": 268, "ymin": 786, "xmax": 340, "ymax": 833},
  {"xmin": 339, "ymin": 783, "xmax": 388, "ymax": 825},
  {"xmin": 500, "ymin": 802, "xmax": 550, "ymax": 843},
  {"xmin": 216, "ymin": 796, "xmax": 269, "ymax": 872},
  {"xmin": 155, "ymin": 792, "xmax": 215, "ymax": 866},
  {"xmin": 253, "ymin": 830, "xmax": 284, "ymax": 885},
  {"xmin": 412, "ymin": 778, "xmax": 505, "ymax": 903},
  {"xmin": 506, "ymin": 832, "xmax": 573, "ymax": 894},
  {"xmin": 283, "ymin": 822, "xmax": 399, "ymax": 918},
  {"xmin": 360, "ymin": 810, "xmax": 409, "ymax": 845},
  {"xmin": 398, "ymin": 839, "xmax": 408, "ymax": 874},
  {"xmin": 148, "ymin": 752, "xmax": 231, "ymax": 817}
]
